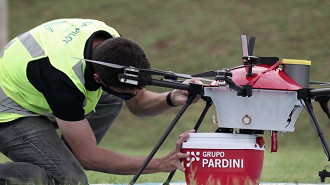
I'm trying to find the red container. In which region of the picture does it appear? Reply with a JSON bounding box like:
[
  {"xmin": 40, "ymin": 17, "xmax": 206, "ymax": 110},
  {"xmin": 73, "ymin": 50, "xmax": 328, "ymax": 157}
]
[{"xmin": 182, "ymin": 133, "xmax": 265, "ymax": 185}]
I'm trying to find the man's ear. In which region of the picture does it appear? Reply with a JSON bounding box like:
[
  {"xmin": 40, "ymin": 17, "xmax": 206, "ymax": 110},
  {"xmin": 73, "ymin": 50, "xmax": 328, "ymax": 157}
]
[{"xmin": 93, "ymin": 74, "xmax": 102, "ymax": 83}]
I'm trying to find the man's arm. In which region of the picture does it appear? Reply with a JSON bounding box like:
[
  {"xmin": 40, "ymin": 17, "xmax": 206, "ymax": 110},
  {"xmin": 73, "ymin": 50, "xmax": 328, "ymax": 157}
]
[
  {"xmin": 56, "ymin": 117, "xmax": 191, "ymax": 174},
  {"xmin": 125, "ymin": 78, "xmax": 202, "ymax": 117}
]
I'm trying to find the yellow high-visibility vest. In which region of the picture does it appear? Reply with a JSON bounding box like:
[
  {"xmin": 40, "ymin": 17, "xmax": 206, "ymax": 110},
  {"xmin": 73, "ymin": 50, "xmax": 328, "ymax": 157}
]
[{"xmin": 0, "ymin": 19, "xmax": 120, "ymax": 122}]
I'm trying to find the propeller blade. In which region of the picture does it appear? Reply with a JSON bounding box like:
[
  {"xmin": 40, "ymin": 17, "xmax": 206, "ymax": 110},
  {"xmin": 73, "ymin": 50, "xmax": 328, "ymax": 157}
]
[
  {"xmin": 73, "ymin": 57, "xmax": 212, "ymax": 82},
  {"xmin": 138, "ymin": 68, "xmax": 170, "ymax": 76},
  {"xmin": 174, "ymin": 72, "xmax": 213, "ymax": 82},
  {"xmin": 241, "ymin": 35, "xmax": 248, "ymax": 57},
  {"xmin": 140, "ymin": 69, "xmax": 213, "ymax": 82},
  {"xmin": 248, "ymin": 36, "xmax": 256, "ymax": 56},
  {"xmin": 72, "ymin": 57, "xmax": 126, "ymax": 69},
  {"xmin": 310, "ymin": 81, "xmax": 330, "ymax": 86},
  {"xmin": 171, "ymin": 72, "xmax": 193, "ymax": 79},
  {"xmin": 192, "ymin": 71, "xmax": 217, "ymax": 78}
]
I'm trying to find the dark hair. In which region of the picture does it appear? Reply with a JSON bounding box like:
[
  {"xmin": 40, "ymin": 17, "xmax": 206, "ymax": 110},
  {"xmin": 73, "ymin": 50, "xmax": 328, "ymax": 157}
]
[{"xmin": 92, "ymin": 37, "xmax": 151, "ymax": 89}]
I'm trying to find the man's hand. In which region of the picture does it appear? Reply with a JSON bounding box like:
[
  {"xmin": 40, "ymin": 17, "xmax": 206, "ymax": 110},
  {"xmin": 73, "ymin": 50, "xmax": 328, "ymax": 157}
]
[
  {"xmin": 170, "ymin": 78, "xmax": 203, "ymax": 106},
  {"xmin": 159, "ymin": 129, "xmax": 195, "ymax": 172}
]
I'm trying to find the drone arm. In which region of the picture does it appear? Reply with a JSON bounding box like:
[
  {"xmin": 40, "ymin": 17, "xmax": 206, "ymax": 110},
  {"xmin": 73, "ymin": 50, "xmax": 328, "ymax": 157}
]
[
  {"xmin": 309, "ymin": 88, "xmax": 330, "ymax": 97},
  {"xmin": 298, "ymin": 88, "xmax": 330, "ymax": 100},
  {"xmin": 118, "ymin": 73, "xmax": 203, "ymax": 94}
]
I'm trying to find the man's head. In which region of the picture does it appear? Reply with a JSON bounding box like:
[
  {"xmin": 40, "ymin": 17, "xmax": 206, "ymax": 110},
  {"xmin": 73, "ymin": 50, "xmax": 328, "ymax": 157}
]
[{"xmin": 92, "ymin": 37, "xmax": 151, "ymax": 89}]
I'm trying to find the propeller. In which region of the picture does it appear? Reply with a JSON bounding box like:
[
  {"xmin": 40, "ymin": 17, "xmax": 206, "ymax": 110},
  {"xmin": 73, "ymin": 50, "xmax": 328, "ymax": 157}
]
[
  {"xmin": 72, "ymin": 57, "xmax": 126, "ymax": 69},
  {"xmin": 131, "ymin": 68, "xmax": 213, "ymax": 82},
  {"xmin": 193, "ymin": 35, "xmax": 260, "ymax": 78},
  {"xmin": 73, "ymin": 57, "xmax": 213, "ymax": 82},
  {"xmin": 310, "ymin": 81, "xmax": 330, "ymax": 86},
  {"xmin": 191, "ymin": 70, "xmax": 218, "ymax": 78},
  {"xmin": 138, "ymin": 68, "xmax": 193, "ymax": 80}
]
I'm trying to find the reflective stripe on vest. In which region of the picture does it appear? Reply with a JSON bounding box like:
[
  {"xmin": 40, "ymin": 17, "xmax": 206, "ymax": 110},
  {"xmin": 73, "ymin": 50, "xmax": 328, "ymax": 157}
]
[
  {"xmin": 18, "ymin": 32, "xmax": 45, "ymax": 58},
  {"xmin": 0, "ymin": 85, "xmax": 39, "ymax": 117},
  {"xmin": 72, "ymin": 60, "xmax": 87, "ymax": 106}
]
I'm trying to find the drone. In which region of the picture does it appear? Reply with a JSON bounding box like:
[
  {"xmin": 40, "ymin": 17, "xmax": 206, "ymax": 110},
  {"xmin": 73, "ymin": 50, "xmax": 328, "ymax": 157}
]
[{"xmin": 75, "ymin": 35, "xmax": 330, "ymax": 184}]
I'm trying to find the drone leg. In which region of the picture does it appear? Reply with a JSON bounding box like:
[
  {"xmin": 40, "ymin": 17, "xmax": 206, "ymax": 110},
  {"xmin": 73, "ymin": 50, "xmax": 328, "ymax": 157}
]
[
  {"xmin": 316, "ymin": 96, "xmax": 330, "ymax": 120},
  {"xmin": 319, "ymin": 170, "xmax": 330, "ymax": 182},
  {"xmin": 193, "ymin": 97, "xmax": 213, "ymax": 131},
  {"xmin": 129, "ymin": 94, "xmax": 197, "ymax": 185},
  {"xmin": 319, "ymin": 165, "xmax": 330, "ymax": 183},
  {"xmin": 163, "ymin": 97, "xmax": 213, "ymax": 185},
  {"xmin": 304, "ymin": 99, "xmax": 330, "ymax": 182},
  {"xmin": 304, "ymin": 99, "xmax": 330, "ymax": 160}
]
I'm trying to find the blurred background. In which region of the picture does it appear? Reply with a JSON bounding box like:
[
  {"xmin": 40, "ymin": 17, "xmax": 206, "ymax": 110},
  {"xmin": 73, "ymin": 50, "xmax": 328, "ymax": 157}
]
[{"xmin": 1, "ymin": 0, "xmax": 330, "ymax": 183}]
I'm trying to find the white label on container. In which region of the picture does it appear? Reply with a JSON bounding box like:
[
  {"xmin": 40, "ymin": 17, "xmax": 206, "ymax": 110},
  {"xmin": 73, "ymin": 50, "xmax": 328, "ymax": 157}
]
[
  {"xmin": 186, "ymin": 150, "xmax": 244, "ymax": 169},
  {"xmin": 202, "ymin": 158, "xmax": 244, "ymax": 168}
]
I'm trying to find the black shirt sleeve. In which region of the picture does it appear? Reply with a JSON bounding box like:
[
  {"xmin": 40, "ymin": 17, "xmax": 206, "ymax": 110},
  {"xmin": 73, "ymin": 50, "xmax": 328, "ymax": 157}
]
[{"xmin": 27, "ymin": 57, "xmax": 86, "ymax": 121}]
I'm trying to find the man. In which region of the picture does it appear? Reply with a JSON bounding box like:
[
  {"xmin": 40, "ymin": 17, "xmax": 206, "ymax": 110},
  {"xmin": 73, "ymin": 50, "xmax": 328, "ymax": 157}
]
[{"xmin": 0, "ymin": 19, "xmax": 200, "ymax": 184}]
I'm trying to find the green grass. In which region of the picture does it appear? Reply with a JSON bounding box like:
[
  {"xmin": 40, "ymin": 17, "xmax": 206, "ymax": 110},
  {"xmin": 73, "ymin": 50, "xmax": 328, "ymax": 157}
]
[
  {"xmin": 261, "ymin": 145, "xmax": 328, "ymax": 183},
  {"xmin": 3, "ymin": 0, "xmax": 330, "ymax": 184}
]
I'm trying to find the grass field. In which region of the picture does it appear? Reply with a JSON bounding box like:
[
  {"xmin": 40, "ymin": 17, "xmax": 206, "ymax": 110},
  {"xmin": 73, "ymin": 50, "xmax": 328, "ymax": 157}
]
[{"xmin": 2, "ymin": 0, "xmax": 330, "ymax": 184}]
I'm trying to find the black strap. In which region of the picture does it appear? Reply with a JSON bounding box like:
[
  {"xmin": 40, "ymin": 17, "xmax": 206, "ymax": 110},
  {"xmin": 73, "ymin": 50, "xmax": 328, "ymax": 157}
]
[{"xmin": 166, "ymin": 91, "xmax": 177, "ymax": 107}]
